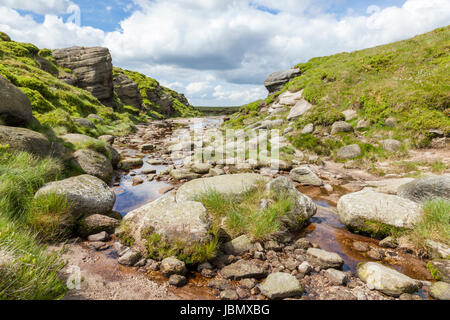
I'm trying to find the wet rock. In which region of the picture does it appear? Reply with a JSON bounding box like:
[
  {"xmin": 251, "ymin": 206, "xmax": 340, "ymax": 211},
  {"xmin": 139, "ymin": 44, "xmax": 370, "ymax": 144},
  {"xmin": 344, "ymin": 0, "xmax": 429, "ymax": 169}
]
[
  {"xmin": 301, "ymin": 123, "xmax": 314, "ymax": 134},
  {"xmin": 294, "ymin": 238, "xmax": 312, "ymax": 250},
  {"xmin": 430, "ymin": 281, "xmax": 450, "ymax": 300},
  {"xmin": 260, "ymin": 272, "xmax": 303, "ymax": 299},
  {"xmin": 379, "ymin": 236, "xmax": 398, "ymax": 249},
  {"xmin": 306, "ymin": 248, "xmax": 344, "ymax": 269},
  {"xmin": 34, "ymin": 174, "xmax": 116, "ymax": 219},
  {"xmin": 220, "ymin": 260, "xmax": 267, "ymax": 280},
  {"xmin": 224, "ymin": 235, "xmax": 253, "ymax": 256},
  {"xmin": 119, "ymin": 192, "xmax": 212, "ymax": 255},
  {"xmin": 331, "ymin": 121, "xmax": 353, "ymax": 134},
  {"xmin": 264, "ymin": 68, "xmax": 301, "ymax": 94},
  {"xmin": 381, "ymin": 139, "xmax": 402, "ymax": 152},
  {"xmin": 176, "ymin": 173, "xmax": 267, "ymax": 202},
  {"xmin": 352, "ymin": 241, "xmax": 370, "ymax": 252},
  {"xmin": 266, "ymin": 176, "xmax": 317, "ymax": 230},
  {"xmin": 427, "ymin": 259, "xmax": 450, "ymax": 282},
  {"xmin": 160, "ymin": 257, "xmax": 187, "ymax": 277},
  {"xmin": 426, "ymin": 240, "xmax": 450, "ymax": 259},
  {"xmin": 220, "ymin": 289, "xmax": 239, "ymax": 300},
  {"xmin": 87, "ymin": 231, "xmax": 109, "ymax": 242},
  {"xmin": 168, "ymin": 275, "xmax": 187, "ymax": 287},
  {"xmin": 337, "ymin": 188, "xmax": 423, "ymax": 232},
  {"xmin": 357, "ymin": 262, "xmax": 421, "ymax": 297},
  {"xmin": 119, "ymin": 158, "xmax": 143, "ymax": 170},
  {"xmin": 72, "ymin": 149, "xmax": 113, "ymax": 182},
  {"xmin": 336, "ymin": 144, "xmax": 361, "ymax": 159},
  {"xmin": 397, "ymin": 175, "xmax": 450, "ymax": 202},
  {"xmin": 132, "ymin": 176, "xmax": 144, "ymax": 186},
  {"xmin": 118, "ymin": 249, "xmax": 141, "ymax": 266},
  {"xmin": 287, "ymin": 99, "xmax": 313, "ymax": 120},
  {"xmin": 140, "ymin": 144, "xmax": 155, "ymax": 152},
  {"xmin": 87, "ymin": 241, "xmax": 108, "ymax": 251},
  {"xmin": 325, "ymin": 268, "xmax": 348, "ymax": 285},
  {"xmin": 0, "ymin": 75, "xmax": 33, "ymax": 126},
  {"xmin": 0, "ymin": 125, "xmax": 61, "ymax": 158},
  {"xmin": 98, "ymin": 135, "xmax": 115, "ymax": 145},
  {"xmin": 78, "ymin": 214, "xmax": 120, "ymax": 237},
  {"xmin": 367, "ymin": 248, "xmax": 385, "ymax": 261},
  {"xmin": 289, "ymin": 166, "xmax": 323, "ymax": 186}
]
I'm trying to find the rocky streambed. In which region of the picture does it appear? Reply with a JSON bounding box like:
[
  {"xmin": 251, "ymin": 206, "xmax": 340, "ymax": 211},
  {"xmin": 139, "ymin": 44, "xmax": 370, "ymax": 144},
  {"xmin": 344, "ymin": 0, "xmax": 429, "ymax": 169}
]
[{"xmin": 56, "ymin": 117, "xmax": 448, "ymax": 301}]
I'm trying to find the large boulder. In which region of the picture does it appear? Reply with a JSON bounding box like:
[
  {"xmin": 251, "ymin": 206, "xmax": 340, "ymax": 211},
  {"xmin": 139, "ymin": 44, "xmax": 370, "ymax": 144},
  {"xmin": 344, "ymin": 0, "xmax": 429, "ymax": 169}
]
[
  {"xmin": 337, "ymin": 188, "xmax": 423, "ymax": 233},
  {"xmin": 260, "ymin": 272, "xmax": 303, "ymax": 299},
  {"xmin": 397, "ymin": 175, "xmax": 450, "ymax": 202},
  {"xmin": 52, "ymin": 47, "xmax": 114, "ymax": 106},
  {"xmin": 119, "ymin": 192, "xmax": 212, "ymax": 254},
  {"xmin": 289, "ymin": 166, "xmax": 323, "ymax": 186},
  {"xmin": 264, "ymin": 68, "xmax": 301, "ymax": 94},
  {"xmin": 72, "ymin": 149, "xmax": 113, "ymax": 182},
  {"xmin": 34, "ymin": 174, "xmax": 116, "ymax": 219},
  {"xmin": 357, "ymin": 262, "xmax": 421, "ymax": 297},
  {"xmin": 176, "ymin": 173, "xmax": 268, "ymax": 202},
  {"xmin": 0, "ymin": 125, "xmax": 63, "ymax": 158},
  {"xmin": 0, "ymin": 75, "xmax": 33, "ymax": 126},
  {"xmin": 113, "ymin": 73, "xmax": 143, "ymax": 110},
  {"xmin": 266, "ymin": 176, "xmax": 317, "ymax": 230}
]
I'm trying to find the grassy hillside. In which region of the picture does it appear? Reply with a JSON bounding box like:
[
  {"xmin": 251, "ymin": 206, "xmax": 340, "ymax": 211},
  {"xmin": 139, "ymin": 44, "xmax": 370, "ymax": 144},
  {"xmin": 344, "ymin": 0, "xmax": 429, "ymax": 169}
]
[{"xmin": 228, "ymin": 26, "xmax": 450, "ymax": 149}]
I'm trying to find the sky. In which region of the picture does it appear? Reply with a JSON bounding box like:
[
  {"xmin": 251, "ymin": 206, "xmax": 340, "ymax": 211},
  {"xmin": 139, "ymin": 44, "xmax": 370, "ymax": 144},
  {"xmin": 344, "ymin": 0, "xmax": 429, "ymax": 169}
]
[{"xmin": 0, "ymin": 1, "xmax": 449, "ymax": 106}]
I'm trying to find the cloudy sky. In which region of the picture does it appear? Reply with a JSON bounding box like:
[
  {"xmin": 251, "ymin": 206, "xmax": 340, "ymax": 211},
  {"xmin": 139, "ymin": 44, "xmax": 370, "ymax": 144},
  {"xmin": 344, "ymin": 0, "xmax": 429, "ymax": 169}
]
[{"xmin": 0, "ymin": 0, "xmax": 449, "ymax": 106}]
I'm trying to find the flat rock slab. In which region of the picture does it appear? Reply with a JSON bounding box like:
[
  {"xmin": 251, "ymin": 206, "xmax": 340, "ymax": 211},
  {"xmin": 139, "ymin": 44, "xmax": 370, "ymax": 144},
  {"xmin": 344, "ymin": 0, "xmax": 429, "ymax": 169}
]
[
  {"xmin": 220, "ymin": 260, "xmax": 267, "ymax": 280},
  {"xmin": 121, "ymin": 192, "xmax": 212, "ymax": 253},
  {"xmin": 176, "ymin": 173, "xmax": 267, "ymax": 202},
  {"xmin": 260, "ymin": 272, "xmax": 303, "ymax": 299},
  {"xmin": 278, "ymin": 90, "xmax": 303, "ymax": 106},
  {"xmin": 337, "ymin": 188, "xmax": 423, "ymax": 230},
  {"xmin": 306, "ymin": 248, "xmax": 344, "ymax": 269},
  {"xmin": 357, "ymin": 262, "xmax": 421, "ymax": 297},
  {"xmin": 362, "ymin": 178, "xmax": 415, "ymax": 194}
]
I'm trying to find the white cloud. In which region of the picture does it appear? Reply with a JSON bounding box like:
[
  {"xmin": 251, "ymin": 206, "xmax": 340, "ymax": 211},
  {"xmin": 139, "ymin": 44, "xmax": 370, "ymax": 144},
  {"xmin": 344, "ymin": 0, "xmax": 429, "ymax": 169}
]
[
  {"xmin": 0, "ymin": 0, "xmax": 449, "ymax": 106},
  {"xmin": 0, "ymin": 0, "xmax": 77, "ymax": 15}
]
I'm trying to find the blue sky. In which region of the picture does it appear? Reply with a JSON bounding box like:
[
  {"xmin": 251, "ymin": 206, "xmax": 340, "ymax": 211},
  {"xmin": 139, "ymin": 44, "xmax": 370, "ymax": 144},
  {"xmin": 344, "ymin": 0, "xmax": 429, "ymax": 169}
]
[{"xmin": 0, "ymin": 0, "xmax": 448, "ymax": 106}]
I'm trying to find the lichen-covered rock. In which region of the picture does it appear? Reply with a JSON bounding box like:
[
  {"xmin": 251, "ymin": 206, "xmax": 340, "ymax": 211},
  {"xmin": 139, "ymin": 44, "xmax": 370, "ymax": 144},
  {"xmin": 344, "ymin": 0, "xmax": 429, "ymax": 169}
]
[
  {"xmin": 266, "ymin": 176, "xmax": 317, "ymax": 230},
  {"xmin": 176, "ymin": 173, "xmax": 267, "ymax": 202},
  {"xmin": 0, "ymin": 125, "xmax": 63, "ymax": 158},
  {"xmin": 357, "ymin": 262, "xmax": 421, "ymax": 297},
  {"xmin": 72, "ymin": 149, "xmax": 113, "ymax": 182},
  {"xmin": 52, "ymin": 46, "xmax": 115, "ymax": 106},
  {"xmin": 397, "ymin": 175, "xmax": 450, "ymax": 202},
  {"xmin": 34, "ymin": 174, "xmax": 116, "ymax": 219},
  {"xmin": 427, "ymin": 259, "xmax": 450, "ymax": 283},
  {"xmin": 426, "ymin": 240, "xmax": 450, "ymax": 259},
  {"xmin": 336, "ymin": 144, "xmax": 361, "ymax": 159},
  {"xmin": 264, "ymin": 68, "xmax": 301, "ymax": 94},
  {"xmin": 78, "ymin": 214, "xmax": 120, "ymax": 237},
  {"xmin": 430, "ymin": 282, "xmax": 450, "ymax": 300},
  {"xmin": 289, "ymin": 166, "xmax": 323, "ymax": 186},
  {"xmin": 74, "ymin": 118, "xmax": 95, "ymax": 129},
  {"xmin": 220, "ymin": 260, "xmax": 267, "ymax": 280},
  {"xmin": 260, "ymin": 272, "xmax": 303, "ymax": 299},
  {"xmin": 0, "ymin": 75, "xmax": 33, "ymax": 126},
  {"xmin": 306, "ymin": 248, "xmax": 344, "ymax": 269},
  {"xmin": 119, "ymin": 192, "xmax": 212, "ymax": 255},
  {"xmin": 337, "ymin": 188, "xmax": 423, "ymax": 233}
]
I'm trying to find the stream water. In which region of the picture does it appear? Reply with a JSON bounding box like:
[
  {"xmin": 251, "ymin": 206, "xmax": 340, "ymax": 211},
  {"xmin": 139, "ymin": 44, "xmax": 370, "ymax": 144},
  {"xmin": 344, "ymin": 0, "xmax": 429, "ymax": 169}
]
[{"xmin": 109, "ymin": 117, "xmax": 433, "ymax": 299}]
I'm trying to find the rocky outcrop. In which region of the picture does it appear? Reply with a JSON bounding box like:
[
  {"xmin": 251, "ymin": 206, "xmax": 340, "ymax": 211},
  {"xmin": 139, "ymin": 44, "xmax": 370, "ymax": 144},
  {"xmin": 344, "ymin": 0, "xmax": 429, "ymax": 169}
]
[
  {"xmin": 176, "ymin": 173, "xmax": 268, "ymax": 202},
  {"xmin": 337, "ymin": 188, "xmax": 423, "ymax": 232},
  {"xmin": 357, "ymin": 262, "xmax": 421, "ymax": 296},
  {"xmin": 34, "ymin": 174, "xmax": 116, "ymax": 219},
  {"xmin": 52, "ymin": 46, "xmax": 114, "ymax": 107},
  {"xmin": 397, "ymin": 175, "xmax": 450, "ymax": 202},
  {"xmin": 113, "ymin": 73, "xmax": 142, "ymax": 110},
  {"xmin": 119, "ymin": 192, "xmax": 212, "ymax": 254},
  {"xmin": 0, "ymin": 75, "xmax": 33, "ymax": 126},
  {"xmin": 0, "ymin": 125, "xmax": 64, "ymax": 158},
  {"xmin": 260, "ymin": 272, "xmax": 303, "ymax": 299},
  {"xmin": 264, "ymin": 68, "xmax": 301, "ymax": 94}
]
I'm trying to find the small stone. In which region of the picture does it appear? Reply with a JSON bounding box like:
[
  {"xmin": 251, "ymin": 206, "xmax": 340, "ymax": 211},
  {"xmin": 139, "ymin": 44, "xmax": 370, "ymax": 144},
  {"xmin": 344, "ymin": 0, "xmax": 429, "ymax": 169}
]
[
  {"xmin": 87, "ymin": 231, "xmax": 109, "ymax": 242},
  {"xmin": 306, "ymin": 248, "xmax": 344, "ymax": 269},
  {"xmin": 301, "ymin": 123, "xmax": 314, "ymax": 134},
  {"xmin": 430, "ymin": 281, "xmax": 450, "ymax": 300},
  {"xmin": 223, "ymin": 235, "xmax": 253, "ymax": 256},
  {"xmin": 168, "ymin": 275, "xmax": 187, "ymax": 287},
  {"xmin": 197, "ymin": 262, "xmax": 213, "ymax": 272},
  {"xmin": 352, "ymin": 241, "xmax": 370, "ymax": 252},
  {"xmin": 220, "ymin": 289, "xmax": 239, "ymax": 300},
  {"xmin": 135, "ymin": 258, "xmax": 147, "ymax": 267},
  {"xmin": 239, "ymin": 278, "xmax": 257, "ymax": 289},
  {"xmin": 294, "ymin": 238, "xmax": 312, "ymax": 250},
  {"xmin": 87, "ymin": 241, "xmax": 107, "ymax": 251},
  {"xmin": 160, "ymin": 256, "xmax": 187, "ymax": 277},
  {"xmin": 132, "ymin": 176, "xmax": 144, "ymax": 185},
  {"xmin": 201, "ymin": 269, "xmax": 216, "ymax": 278},
  {"xmin": 207, "ymin": 279, "xmax": 232, "ymax": 290},
  {"xmin": 367, "ymin": 248, "xmax": 385, "ymax": 260},
  {"xmin": 118, "ymin": 249, "xmax": 141, "ymax": 266},
  {"xmin": 141, "ymin": 144, "xmax": 156, "ymax": 152},
  {"xmin": 325, "ymin": 268, "xmax": 348, "ymax": 285},
  {"xmin": 379, "ymin": 236, "xmax": 397, "ymax": 249},
  {"xmin": 236, "ymin": 287, "xmax": 250, "ymax": 299},
  {"xmin": 264, "ymin": 240, "xmax": 282, "ymax": 251},
  {"xmin": 259, "ymin": 272, "xmax": 303, "ymax": 299},
  {"xmin": 297, "ymin": 261, "xmax": 312, "ymax": 275}
]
